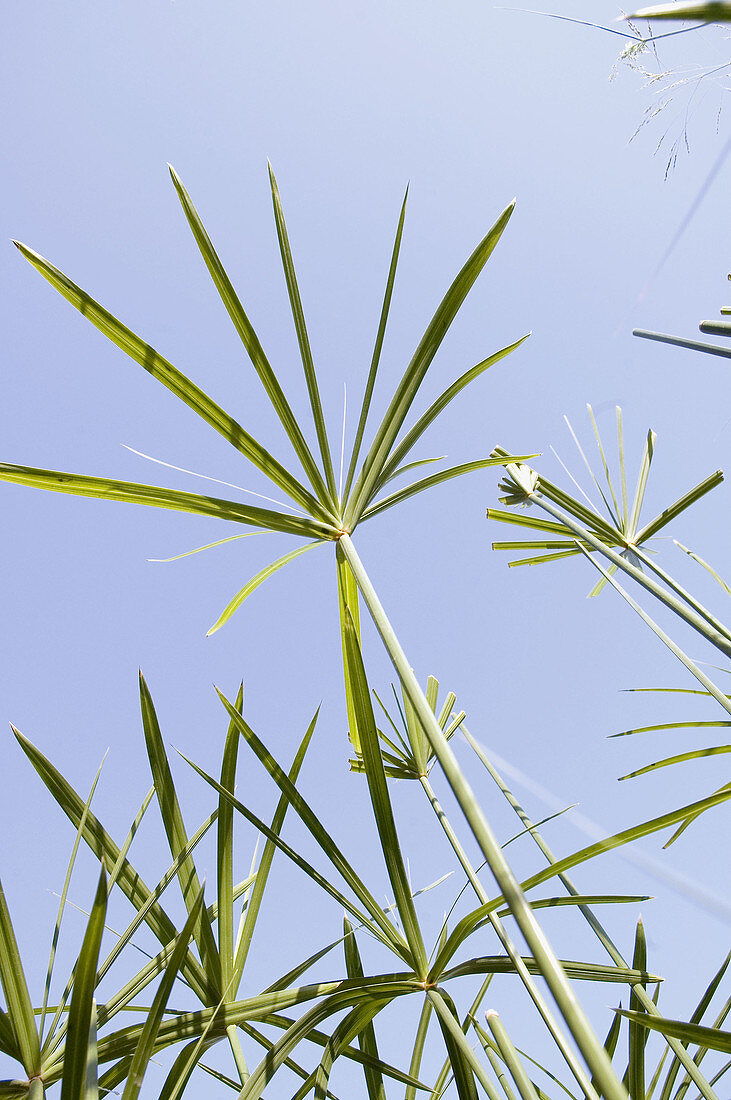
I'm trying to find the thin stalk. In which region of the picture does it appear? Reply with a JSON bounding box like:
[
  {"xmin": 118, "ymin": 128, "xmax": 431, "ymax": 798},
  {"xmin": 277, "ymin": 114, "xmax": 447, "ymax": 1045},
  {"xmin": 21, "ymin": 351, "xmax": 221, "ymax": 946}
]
[
  {"xmin": 485, "ymin": 1011, "xmax": 540, "ymax": 1100},
  {"xmin": 523, "ymin": 490, "xmax": 731, "ymax": 659},
  {"xmin": 419, "ymin": 775, "xmax": 599, "ymax": 1100},
  {"xmin": 227, "ymin": 1024, "xmax": 249, "ymax": 1085},
  {"xmin": 427, "ymin": 988, "xmax": 503, "ymax": 1100},
  {"xmin": 632, "ymin": 546, "xmax": 731, "ymax": 646},
  {"xmin": 432, "ymin": 977, "xmax": 496, "ymax": 1100},
  {"xmin": 474, "ymin": 1021, "xmax": 520, "ymax": 1100},
  {"xmin": 464, "ymin": 728, "xmax": 720, "ymax": 1100},
  {"xmin": 338, "ymin": 533, "xmax": 628, "ymax": 1100},
  {"xmin": 405, "ymin": 996, "xmax": 433, "ymax": 1100},
  {"xmin": 577, "ymin": 546, "xmax": 731, "ymax": 717}
]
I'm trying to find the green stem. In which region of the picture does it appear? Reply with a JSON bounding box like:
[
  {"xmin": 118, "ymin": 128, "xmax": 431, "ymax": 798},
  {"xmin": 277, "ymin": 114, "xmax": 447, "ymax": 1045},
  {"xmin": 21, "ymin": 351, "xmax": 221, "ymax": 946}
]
[
  {"xmin": 474, "ymin": 1020, "xmax": 520, "ymax": 1100},
  {"xmin": 578, "ymin": 546, "xmax": 731, "ymax": 717},
  {"xmin": 226, "ymin": 1024, "xmax": 249, "ymax": 1085},
  {"xmin": 405, "ymin": 996, "xmax": 433, "ymax": 1100},
  {"xmin": 632, "ymin": 546, "xmax": 731, "ymax": 645},
  {"xmin": 420, "ymin": 775, "xmax": 599, "ymax": 1100},
  {"xmin": 524, "ymin": 490, "xmax": 731, "ymax": 659},
  {"xmin": 431, "ymin": 977, "xmax": 496, "ymax": 1100},
  {"xmin": 464, "ymin": 728, "xmax": 720, "ymax": 1100},
  {"xmin": 428, "ymin": 988, "xmax": 503, "ymax": 1100},
  {"xmin": 485, "ymin": 1011, "xmax": 540, "ymax": 1100},
  {"xmin": 339, "ymin": 534, "xmax": 627, "ymax": 1100}
]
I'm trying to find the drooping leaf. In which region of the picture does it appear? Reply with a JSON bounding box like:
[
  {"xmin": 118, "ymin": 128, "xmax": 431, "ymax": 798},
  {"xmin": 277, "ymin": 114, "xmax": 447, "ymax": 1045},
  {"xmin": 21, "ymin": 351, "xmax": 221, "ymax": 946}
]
[{"xmin": 207, "ymin": 540, "xmax": 322, "ymax": 635}]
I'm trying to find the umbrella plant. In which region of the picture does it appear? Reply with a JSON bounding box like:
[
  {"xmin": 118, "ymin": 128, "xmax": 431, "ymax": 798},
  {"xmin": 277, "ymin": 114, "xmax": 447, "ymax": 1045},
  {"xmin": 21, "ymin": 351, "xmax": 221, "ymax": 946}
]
[{"xmin": 3, "ymin": 171, "xmax": 729, "ymax": 1100}]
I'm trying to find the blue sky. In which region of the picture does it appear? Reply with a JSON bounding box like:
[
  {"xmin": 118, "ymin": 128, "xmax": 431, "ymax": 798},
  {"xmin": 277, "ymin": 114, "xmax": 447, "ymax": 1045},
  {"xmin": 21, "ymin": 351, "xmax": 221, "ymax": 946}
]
[{"xmin": 2, "ymin": 2, "xmax": 731, "ymax": 1094}]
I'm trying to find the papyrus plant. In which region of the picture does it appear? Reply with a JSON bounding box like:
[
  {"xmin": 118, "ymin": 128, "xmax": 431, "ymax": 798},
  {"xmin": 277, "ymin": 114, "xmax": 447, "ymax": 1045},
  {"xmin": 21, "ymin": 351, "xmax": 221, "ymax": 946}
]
[
  {"xmin": 4, "ymin": 665, "xmax": 677, "ymax": 1100},
  {"xmin": 3, "ymin": 170, "xmax": 679, "ymax": 1097}
]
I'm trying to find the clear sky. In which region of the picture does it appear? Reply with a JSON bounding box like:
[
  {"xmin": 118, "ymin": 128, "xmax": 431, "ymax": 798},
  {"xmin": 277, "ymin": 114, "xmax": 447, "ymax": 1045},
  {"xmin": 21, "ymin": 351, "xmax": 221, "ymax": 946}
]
[{"xmin": 2, "ymin": 2, "xmax": 731, "ymax": 1095}]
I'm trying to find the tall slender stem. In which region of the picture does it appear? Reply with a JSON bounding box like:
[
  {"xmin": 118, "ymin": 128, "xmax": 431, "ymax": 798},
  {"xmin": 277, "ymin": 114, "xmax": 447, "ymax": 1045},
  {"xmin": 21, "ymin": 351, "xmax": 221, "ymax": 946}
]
[
  {"xmin": 420, "ymin": 775, "xmax": 599, "ymax": 1100},
  {"xmin": 464, "ymin": 728, "xmax": 720, "ymax": 1100},
  {"xmin": 428, "ymin": 988, "xmax": 504, "ymax": 1100},
  {"xmin": 227, "ymin": 1025, "xmax": 249, "ymax": 1084},
  {"xmin": 524, "ymin": 490, "xmax": 731, "ymax": 659},
  {"xmin": 338, "ymin": 533, "xmax": 627, "ymax": 1100}
]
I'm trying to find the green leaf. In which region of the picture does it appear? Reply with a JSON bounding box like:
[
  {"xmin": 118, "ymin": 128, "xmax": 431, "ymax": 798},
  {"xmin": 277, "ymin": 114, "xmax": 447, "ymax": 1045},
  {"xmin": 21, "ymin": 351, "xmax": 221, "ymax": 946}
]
[
  {"xmin": 635, "ymin": 471, "xmax": 723, "ymax": 545},
  {"xmin": 207, "ymin": 540, "xmax": 323, "ymax": 635},
  {"xmin": 382, "ymin": 455, "xmax": 446, "ymax": 485},
  {"xmin": 486, "ymin": 507, "xmax": 574, "ymax": 537},
  {"xmin": 149, "ymin": 532, "xmax": 258, "ymax": 563},
  {"xmin": 518, "ymin": 786, "xmax": 731, "ymax": 893},
  {"xmin": 377, "ymin": 334, "xmax": 530, "ymax": 487},
  {"xmin": 214, "ymin": 691, "xmax": 413, "ymax": 963},
  {"xmin": 0, "ymin": 1010, "xmax": 21, "ymax": 1062},
  {"xmin": 138, "ymin": 674, "xmax": 220, "ymax": 989},
  {"xmin": 268, "ymin": 164, "xmax": 337, "ymax": 499},
  {"xmin": 157, "ymin": 1036, "xmax": 220, "ymax": 1100},
  {"xmin": 495, "ymin": 895, "xmax": 651, "ymax": 918},
  {"xmin": 345, "ymin": 201, "xmax": 516, "ymax": 528},
  {"xmin": 0, "ymin": 876, "xmax": 41, "ymax": 1075},
  {"xmin": 0, "ymin": 463, "xmax": 335, "ymax": 540},
  {"xmin": 60, "ymin": 868, "xmax": 107, "ymax": 1100},
  {"xmin": 363, "ymin": 457, "xmax": 533, "ymax": 522},
  {"xmin": 405, "ymin": 995, "xmax": 432, "ymax": 1100},
  {"xmin": 343, "ymin": 919, "xmax": 386, "ymax": 1100},
  {"xmin": 12, "ymin": 729, "xmax": 213, "ymax": 1005},
  {"xmin": 658, "ymin": 951, "xmax": 731, "ymax": 1100},
  {"xmin": 619, "ymin": 745, "xmax": 731, "ymax": 780},
  {"xmin": 433, "ymin": 992, "xmax": 479, "ymax": 1100},
  {"xmin": 167, "ymin": 167, "xmax": 334, "ymax": 513},
  {"xmin": 94, "ymin": 810, "xmax": 219, "ymax": 1023},
  {"xmin": 0, "ymin": 1082, "xmax": 31, "ymax": 1098},
  {"xmin": 232, "ymin": 712, "xmax": 317, "ymax": 988},
  {"xmin": 674, "ymin": 541, "xmax": 731, "ymax": 595},
  {"xmin": 218, "ymin": 684, "xmax": 244, "ymax": 994},
  {"xmin": 121, "ymin": 885, "xmax": 205, "ymax": 1100},
  {"xmin": 180, "ymin": 750, "xmax": 396, "ymax": 954},
  {"xmin": 13, "ymin": 240, "xmax": 332, "ymax": 520},
  {"xmin": 592, "ymin": 1008, "xmax": 623, "ymax": 1098},
  {"xmin": 312, "ymin": 1000, "xmax": 391, "ymax": 1100},
  {"xmin": 617, "ymin": 1012, "xmax": 731, "ymax": 1055},
  {"xmin": 40, "ymin": 759, "xmax": 107, "ymax": 1050},
  {"xmin": 341, "ymin": 608, "xmax": 427, "ymax": 974},
  {"xmin": 237, "ymin": 981, "xmax": 416, "ymax": 1100},
  {"xmin": 441, "ymin": 957, "xmax": 657, "ymax": 987},
  {"xmin": 610, "ymin": 721, "xmax": 731, "ymax": 739},
  {"xmin": 629, "ymin": 918, "xmax": 647, "ymax": 1100},
  {"xmin": 343, "ymin": 187, "xmax": 408, "ymax": 503}
]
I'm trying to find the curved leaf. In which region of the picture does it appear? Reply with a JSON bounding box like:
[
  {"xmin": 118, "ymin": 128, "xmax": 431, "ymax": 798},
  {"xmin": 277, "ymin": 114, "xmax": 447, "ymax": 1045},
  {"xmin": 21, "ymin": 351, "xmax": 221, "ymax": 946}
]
[{"xmin": 207, "ymin": 540, "xmax": 323, "ymax": 635}]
